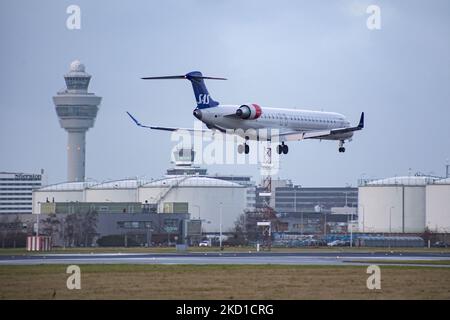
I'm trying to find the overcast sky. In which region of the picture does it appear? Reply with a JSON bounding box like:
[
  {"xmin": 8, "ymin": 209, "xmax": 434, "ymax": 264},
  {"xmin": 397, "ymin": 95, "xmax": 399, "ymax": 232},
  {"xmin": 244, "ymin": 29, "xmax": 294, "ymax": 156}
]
[{"xmin": 1, "ymin": 0, "xmax": 449, "ymax": 187}]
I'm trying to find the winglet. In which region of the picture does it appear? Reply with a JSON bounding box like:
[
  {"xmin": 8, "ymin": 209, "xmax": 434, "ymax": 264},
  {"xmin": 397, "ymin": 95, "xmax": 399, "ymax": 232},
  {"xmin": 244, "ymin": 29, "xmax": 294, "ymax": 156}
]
[
  {"xmin": 126, "ymin": 111, "xmax": 141, "ymax": 127},
  {"xmin": 358, "ymin": 112, "xmax": 364, "ymax": 129}
]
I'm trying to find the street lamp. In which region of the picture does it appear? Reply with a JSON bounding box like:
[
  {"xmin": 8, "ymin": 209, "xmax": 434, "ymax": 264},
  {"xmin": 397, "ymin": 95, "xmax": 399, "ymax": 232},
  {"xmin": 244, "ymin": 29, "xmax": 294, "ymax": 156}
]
[
  {"xmin": 219, "ymin": 202, "xmax": 223, "ymax": 249},
  {"xmin": 359, "ymin": 204, "xmax": 365, "ymax": 233},
  {"xmin": 36, "ymin": 202, "xmax": 41, "ymax": 237},
  {"xmin": 349, "ymin": 217, "xmax": 353, "ymax": 248},
  {"xmin": 389, "ymin": 206, "xmax": 395, "ymax": 234}
]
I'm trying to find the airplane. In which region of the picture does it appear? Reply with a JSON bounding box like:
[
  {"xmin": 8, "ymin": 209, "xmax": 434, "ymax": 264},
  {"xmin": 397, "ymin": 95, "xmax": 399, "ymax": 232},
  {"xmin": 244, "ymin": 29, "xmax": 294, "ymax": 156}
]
[{"xmin": 127, "ymin": 71, "xmax": 364, "ymax": 155}]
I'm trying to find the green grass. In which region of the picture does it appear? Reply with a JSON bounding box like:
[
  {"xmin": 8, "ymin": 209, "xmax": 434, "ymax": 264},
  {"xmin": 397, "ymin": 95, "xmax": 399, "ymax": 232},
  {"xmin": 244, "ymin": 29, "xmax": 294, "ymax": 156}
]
[{"xmin": 345, "ymin": 259, "xmax": 450, "ymax": 265}]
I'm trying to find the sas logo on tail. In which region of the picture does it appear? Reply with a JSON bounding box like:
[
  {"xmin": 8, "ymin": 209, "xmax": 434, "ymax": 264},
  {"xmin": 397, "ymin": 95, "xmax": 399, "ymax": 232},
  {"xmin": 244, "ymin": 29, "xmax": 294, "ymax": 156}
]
[{"xmin": 197, "ymin": 94, "xmax": 210, "ymax": 105}]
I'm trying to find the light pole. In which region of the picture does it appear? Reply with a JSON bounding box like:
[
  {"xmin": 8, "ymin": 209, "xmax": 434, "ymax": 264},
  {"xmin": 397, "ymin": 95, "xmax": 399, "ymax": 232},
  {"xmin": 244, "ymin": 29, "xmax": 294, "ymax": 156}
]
[
  {"xmin": 389, "ymin": 206, "xmax": 395, "ymax": 234},
  {"xmin": 219, "ymin": 202, "xmax": 223, "ymax": 249},
  {"xmin": 62, "ymin": 216, "xmax": 66, "ymax": 249},
  {"xmin": 294, "ymin": 190, "xmax": 297, "ymax": 213},
  {"xmin": 350, "ymin": 222, "xmax": 353, "ymax": 247},
  {"xmin": 359, "ymin": 204, "xmax": 365, "ymax": 233},
  {"xmin": 36, "ymin": 202, "xmax": 41, "ymax": 238},
  {"xmin": 349, "ymin": 210, "xmax": 354, "ymax": 248}
]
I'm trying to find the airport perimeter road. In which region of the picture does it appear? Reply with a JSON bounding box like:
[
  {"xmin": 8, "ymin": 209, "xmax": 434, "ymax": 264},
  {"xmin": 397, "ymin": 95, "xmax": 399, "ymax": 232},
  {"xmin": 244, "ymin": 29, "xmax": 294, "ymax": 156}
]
[{"xmin": 1, "ymin": 251, "xmax": 450, "ymax": 267}]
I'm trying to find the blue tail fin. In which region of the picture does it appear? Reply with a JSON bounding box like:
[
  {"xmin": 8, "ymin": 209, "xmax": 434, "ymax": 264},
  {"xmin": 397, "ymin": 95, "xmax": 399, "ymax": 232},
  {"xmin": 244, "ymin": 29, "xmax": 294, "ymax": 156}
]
[
  {"xmin": 142, "ymin": 71, "xmax": 226, "ymax": 109},
  {"xmin": 186, "ymin": 71, "xmax": 219, "ymax": 109}
]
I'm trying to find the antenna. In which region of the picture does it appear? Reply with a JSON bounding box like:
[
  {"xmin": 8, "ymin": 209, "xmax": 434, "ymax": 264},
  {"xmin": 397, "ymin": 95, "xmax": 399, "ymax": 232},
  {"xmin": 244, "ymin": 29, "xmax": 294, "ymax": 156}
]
[{"xmin": 446, "ymin": 158, "xmax": 450, "ymax": 178}]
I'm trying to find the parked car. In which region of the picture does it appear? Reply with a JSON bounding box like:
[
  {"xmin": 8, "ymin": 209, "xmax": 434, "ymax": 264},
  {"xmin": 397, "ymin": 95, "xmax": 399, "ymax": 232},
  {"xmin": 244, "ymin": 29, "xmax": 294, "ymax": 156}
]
[
  {"xmin": 199, "ymin": 240, "xmax": 210, "ymax": 247},
  {"xmin": 433, "ymin": 241, "xmax": 448, "ymax": 248},
  {"xmin": 327, "ymin": 240, "xmax": 346, "ymax": 247}
]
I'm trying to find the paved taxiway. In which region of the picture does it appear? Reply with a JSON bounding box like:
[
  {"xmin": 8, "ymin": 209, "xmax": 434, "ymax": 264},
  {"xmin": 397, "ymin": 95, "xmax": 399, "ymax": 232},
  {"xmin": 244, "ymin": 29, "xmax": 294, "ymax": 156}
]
[{"xmin": 1, "ymin": 251, "xmax": 450, "ymax": 267}]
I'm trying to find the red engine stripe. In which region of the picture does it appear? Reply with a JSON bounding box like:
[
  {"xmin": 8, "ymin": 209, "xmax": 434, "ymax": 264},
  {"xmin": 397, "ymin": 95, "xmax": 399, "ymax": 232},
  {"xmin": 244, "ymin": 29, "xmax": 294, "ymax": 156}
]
[{"xmin": 252, "ymin": 104, "xmax": 262, "ymax": 119}]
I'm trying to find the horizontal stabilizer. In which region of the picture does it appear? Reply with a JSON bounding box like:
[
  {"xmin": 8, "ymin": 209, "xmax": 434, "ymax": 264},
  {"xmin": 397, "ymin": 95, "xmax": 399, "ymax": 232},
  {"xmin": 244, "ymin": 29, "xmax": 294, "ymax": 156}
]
[{"xmin": 142, "ymin": 75, "xmax": 227, "ymax": 81}]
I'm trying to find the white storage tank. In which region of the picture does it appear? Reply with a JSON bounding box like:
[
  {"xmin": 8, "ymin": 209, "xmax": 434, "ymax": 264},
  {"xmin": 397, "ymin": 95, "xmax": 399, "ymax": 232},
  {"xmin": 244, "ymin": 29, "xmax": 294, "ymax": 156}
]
[
  {"xmin": 358, "ymin": 176, "xmax": 437, "ymax": 233},
  {"xmin": 139, "ymin": 176, "xmax": 246, "ymax": 233},
  {"xmin": 32, "ymin": 181, "xmax": 96, "ymax": 213},
  {"xmin": 85, "ymin": 179, "xmax": 143, "ymax": 203},
  {"xmin": 426, "ymin": 178, "xmax": 450, "ymax": 233}
]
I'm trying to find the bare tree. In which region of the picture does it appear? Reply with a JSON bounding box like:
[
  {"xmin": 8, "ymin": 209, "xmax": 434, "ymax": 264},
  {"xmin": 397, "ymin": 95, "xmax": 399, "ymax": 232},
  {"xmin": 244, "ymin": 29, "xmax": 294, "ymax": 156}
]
[
  {"xmin": 0, "ymin": 215, "xmax": 25, "ymax": 248},
  {"xmin": 64, "ymin": 209, "xmax": 98, "ymax": 247},
  {"xmin": 41, "ymin": 214, "xmax": 61, "ymax": 246},
  {"xmin": 0, "ymin": 215, "xmax": 9, "ymax": 248}
]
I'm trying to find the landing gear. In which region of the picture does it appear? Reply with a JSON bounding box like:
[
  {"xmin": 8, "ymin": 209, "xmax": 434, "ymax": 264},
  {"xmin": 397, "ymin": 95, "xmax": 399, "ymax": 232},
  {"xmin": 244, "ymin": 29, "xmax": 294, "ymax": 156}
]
[
  {"xmin": 237, "ymin": 143, "xmax": 250, "ymax": 154},
  {"xmin": 338, "ymin": 140, "xmax": 346, "ymax": 153},
  {"xmin": 238, "ymin": 137, "xmax": 250, "ymax": 154},
  {"xmin": 277, "ymin": 142, "xmax": 289, "ymax": 155}
]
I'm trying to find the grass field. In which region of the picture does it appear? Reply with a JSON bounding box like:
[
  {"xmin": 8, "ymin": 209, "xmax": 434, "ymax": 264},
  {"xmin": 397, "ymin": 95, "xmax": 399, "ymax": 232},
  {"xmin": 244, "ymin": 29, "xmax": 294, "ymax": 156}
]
[
  {"xmin": 1, "ymin": 264, "xmax": 449, "ymax": 299},
  {"xmin": 345, "ymin": 260, "xmax": 450, "ymax": 265}
]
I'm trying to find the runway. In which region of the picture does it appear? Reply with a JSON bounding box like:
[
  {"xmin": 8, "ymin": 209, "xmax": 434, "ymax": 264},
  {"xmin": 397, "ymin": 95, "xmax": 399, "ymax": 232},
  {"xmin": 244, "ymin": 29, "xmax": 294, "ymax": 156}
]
[{"xmin": 1, "ymin": 251, "xmax": 450, "ymax": 267}]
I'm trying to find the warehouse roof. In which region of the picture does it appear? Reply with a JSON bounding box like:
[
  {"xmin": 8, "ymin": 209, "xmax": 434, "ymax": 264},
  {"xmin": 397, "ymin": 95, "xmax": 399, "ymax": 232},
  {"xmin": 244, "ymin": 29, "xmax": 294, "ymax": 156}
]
[
  {"xmin": 367, "ymin": 176, "xmax": 439, "ymax": 186},
  {"xmin": 142, "ymin": 176, "xmax": 243, "ymax": 188},
  {"xmin": 434, "ymin": 178, "xmax": 450, "ymax": 185},
  {"xmin": 38, "ymin": 181, "xmax": 97, "ymax": 191},
  {"xmin": 36, "ymin": 176, "xmax": 243, "ymax": 192},
  {"xmin": 88, "ymin": 179, "xmax": 147, "ymax": 189}
]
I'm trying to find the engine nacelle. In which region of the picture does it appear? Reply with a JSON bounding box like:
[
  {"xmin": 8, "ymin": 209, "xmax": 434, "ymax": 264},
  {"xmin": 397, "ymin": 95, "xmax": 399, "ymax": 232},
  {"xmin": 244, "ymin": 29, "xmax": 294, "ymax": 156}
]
[{"xmin": 236, "ymin": 104, "xmax": 262, "ymax": 120}]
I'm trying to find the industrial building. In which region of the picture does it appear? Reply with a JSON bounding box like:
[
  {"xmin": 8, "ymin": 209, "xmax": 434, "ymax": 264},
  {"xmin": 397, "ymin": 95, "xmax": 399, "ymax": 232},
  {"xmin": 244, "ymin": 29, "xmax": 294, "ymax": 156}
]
[
  {"xmin": 33, "ymin": 176, "xmax": 246, "ymax": 234},
  {"xmin": 38, "ymin": 201, "xmax": 195, "ymax": 247},
  {"xmin": 276, "ymin": 212, "xmax": 353, "ymax": 235},
  {"xmin": 274, "ymin": 184, "xmax": 358, "ymax": 214},
  {"xmin": 166, "ymin": 148, "xmax": 256, "ymax": 212},
  {"xmin": 32, "ymin": 147, "xmax": 249, "ymax": 236},
  {"xmin": 358, "ymin": 176, "xmax": 440, "ymax": 233}
]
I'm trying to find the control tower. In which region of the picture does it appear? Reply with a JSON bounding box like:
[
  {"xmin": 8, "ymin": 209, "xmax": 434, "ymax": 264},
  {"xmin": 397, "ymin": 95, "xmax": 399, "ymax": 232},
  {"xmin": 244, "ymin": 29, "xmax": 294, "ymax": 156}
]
[{"xmin": 53, "ymin": 60, "xmax": 102, "ymax": 182}]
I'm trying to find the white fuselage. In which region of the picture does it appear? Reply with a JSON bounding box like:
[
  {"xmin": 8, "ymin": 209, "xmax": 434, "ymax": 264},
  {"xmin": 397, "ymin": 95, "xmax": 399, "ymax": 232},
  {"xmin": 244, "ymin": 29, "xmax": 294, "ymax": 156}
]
[{"xmin": 198, "ymin": 105, "xmax": 353, "ymax": 141}]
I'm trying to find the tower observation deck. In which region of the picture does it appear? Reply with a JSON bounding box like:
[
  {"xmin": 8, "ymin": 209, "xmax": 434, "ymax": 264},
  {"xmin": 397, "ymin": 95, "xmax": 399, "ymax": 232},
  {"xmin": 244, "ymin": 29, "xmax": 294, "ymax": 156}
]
[{"xmin": 53, "ymin": 60, "xmax": 102, "ymax": 182}]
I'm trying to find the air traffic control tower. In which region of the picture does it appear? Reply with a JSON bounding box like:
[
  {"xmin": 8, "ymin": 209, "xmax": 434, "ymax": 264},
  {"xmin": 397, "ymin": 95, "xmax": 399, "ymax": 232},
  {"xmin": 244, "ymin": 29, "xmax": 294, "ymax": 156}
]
[{"xmin": 53, "ymin": 60, "xmax": 102, "ymax": 182}]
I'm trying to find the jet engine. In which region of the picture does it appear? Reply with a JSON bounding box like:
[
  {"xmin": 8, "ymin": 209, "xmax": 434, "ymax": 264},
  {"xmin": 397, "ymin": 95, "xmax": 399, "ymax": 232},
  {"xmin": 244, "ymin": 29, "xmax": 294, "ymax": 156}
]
[{"xmin": 235, "ymin": 104, "xmax": 262, "ymax": 120}]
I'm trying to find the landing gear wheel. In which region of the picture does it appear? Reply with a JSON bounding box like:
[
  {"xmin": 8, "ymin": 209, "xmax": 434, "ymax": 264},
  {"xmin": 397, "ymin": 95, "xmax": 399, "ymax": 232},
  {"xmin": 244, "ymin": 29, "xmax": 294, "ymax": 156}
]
[
  {"xmin": 282, "ymin": 144, "xmax": 289, "ymax": 154},
  {"xmin": 277, "ymin": 145, "xmax": 283, "ymax": 155},
  {"xmin": 238, "ymin": 144, "xmax": 245, "ymax": 154},
  {"xmin": 244, "ymin": 144, "xmax": 250, "ymax": 154},
  {"xmin": 338, "ymin": 140, "xmax": 346, "ymax": 153}
]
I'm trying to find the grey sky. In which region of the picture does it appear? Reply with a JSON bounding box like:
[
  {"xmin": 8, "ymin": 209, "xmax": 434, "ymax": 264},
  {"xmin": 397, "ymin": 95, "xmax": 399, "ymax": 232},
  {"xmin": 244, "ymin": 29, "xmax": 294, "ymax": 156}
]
[{"xmin": 1, "ymin": 0, "xmax": 449, "ymax": 186}]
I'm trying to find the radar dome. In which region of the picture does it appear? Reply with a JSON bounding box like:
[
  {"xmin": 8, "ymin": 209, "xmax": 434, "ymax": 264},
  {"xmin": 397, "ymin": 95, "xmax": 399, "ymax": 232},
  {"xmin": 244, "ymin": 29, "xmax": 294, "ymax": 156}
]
[{"xmin": 69, "ymin": 60, "xmax": 85, "ymax": 72}]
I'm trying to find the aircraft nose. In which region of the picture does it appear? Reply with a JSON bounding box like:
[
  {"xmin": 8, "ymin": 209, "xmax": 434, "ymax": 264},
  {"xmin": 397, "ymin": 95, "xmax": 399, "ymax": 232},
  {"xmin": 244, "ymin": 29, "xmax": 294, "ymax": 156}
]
[{"xmin": 193, "ymin": 109, "xmax": 202, "ymax": 120}]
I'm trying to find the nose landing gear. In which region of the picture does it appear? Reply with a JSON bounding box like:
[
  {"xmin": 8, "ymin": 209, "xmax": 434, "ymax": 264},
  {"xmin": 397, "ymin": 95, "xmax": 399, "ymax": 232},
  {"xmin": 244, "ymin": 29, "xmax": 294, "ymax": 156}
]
[{"xmin": 338, "ymin": 140, "xmax": 346, "ymax": 153}]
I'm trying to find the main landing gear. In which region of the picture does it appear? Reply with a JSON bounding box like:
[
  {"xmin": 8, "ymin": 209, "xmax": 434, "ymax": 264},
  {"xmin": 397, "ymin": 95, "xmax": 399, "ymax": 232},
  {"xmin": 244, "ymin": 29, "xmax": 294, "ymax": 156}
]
[
  {"xmin": 238, "ymin": 139, "xmax": 289, "ymax": 155},
  {"xmin": 237, "ymin": 143, "xmax": 250, "ymax": 154},
  {"xmin": 277, "ymin": 142, "xmax": 289, "ymax": 155},
  {"xmin": 338, "ymin": 140, "xmax": 346, "ymax": 153},
  {"xmin": 238, "ymin": 137, "xmax": 251, "ymax": 155}
]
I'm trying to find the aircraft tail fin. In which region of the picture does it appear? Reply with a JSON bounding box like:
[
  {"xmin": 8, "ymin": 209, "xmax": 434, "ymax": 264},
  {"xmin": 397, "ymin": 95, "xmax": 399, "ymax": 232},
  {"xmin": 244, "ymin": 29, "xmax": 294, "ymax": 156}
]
[{"xmin": 142, "ymin": 71, "xmax": 226, "ymax": 109}]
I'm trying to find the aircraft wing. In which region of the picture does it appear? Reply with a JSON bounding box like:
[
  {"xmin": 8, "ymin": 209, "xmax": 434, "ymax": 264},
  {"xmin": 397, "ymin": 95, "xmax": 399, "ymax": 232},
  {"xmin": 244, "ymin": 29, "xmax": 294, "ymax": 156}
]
[
  {"xmin": 126, "ymin": 112, "xmax": 211, "ymax": 133},
  {"xmin": 276, "ymin": 112, "xmax": 364, "ymax": 141}
]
